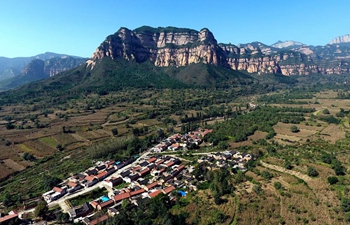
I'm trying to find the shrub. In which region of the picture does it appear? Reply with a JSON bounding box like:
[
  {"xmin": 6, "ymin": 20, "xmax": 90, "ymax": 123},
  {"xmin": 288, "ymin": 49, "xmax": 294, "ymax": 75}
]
[
  {"xmin": 307, "ymin": 166, "xmax": 319, "ymax": 177},
  {"xmin": 341, "ymin": 198, "xmax": 350, "ymax": 212},
  {"xmin": 327, "ymin": 176, "xmax": 339, "ymax": 185},
  {"xmin": 290, "ymin": 125, "xmax": 300, "ymax": 133},
  {"xmin": 274, "ymin": 182, "xmax": 282, "ymax": 190}
]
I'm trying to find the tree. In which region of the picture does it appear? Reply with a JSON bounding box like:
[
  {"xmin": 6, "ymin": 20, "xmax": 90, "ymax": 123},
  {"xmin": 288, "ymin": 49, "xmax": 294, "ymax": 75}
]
[
  {"xmin": 290, "ymin": 125, "xmax": 300, "ymax": 133},
  {"xmin": 274, "ymin": 182, "xmax": 282, "ymax": 190},
  {"xmin": 34, "ymin": 201, "xmax": 48, "ymax": 218},
  {"xmin": 327, "ymin": 176, "xmax": 339, "ymax": 185},
  {"xmin": 56, "ymin": 144, "xmax": 63, "ymax": 151},
  {"xmin": 284, "ymin": 161, "xmax": 293, "ymax": 170},
  {"xmin": 307, "ymin": 166, "xmax": 319, "ymax": 177},
  {"xmin": 112, "ymin": 128, "xmax": 118, "ymax": 136},
  {"xmin": 322, "ymin": 109, "xmax": 330, "ymax": 114},
  {"xmin": 341, "ymin": 198, "xmax": 350, "ymax": 212}
]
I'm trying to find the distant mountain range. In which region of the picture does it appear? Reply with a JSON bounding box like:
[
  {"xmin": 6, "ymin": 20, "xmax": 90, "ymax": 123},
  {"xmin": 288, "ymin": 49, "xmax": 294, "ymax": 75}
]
[
  {"xmin": 1, "ymin": 26, "xmax": 350, "ymax": 92},
  {"xmin": 0, "ymin": 52, "xmax": 86, "ymax": 91}
]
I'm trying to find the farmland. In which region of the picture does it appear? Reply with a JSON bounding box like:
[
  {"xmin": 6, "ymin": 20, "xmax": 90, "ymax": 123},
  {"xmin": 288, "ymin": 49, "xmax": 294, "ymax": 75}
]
[{"xmin": 2, "ymin": 87, "xmax": 350, "ymax": 224}]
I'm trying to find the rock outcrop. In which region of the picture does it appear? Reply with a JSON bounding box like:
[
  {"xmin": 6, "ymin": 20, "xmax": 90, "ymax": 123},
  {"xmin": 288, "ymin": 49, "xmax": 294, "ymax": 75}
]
[
  {"xmin": 89, "ymin": 26, "xmax": 350, "ymax": 76},
  {"xmin": 329, "ymin": 34, "xmax": 350, "ymax": 45},
  {"xmin": 90, "ymin": 26, "xmax": 227, "ymax": 68}
]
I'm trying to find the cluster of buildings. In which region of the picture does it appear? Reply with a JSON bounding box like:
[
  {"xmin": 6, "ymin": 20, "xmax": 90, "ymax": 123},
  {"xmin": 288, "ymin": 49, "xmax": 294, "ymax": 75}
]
[
  {"xmin": 151, "ymin": 129, "xmax": 212, "ymax": 152},
  {"xmin": 35, "ymin": 128, "xmax": 255, "ymax": 225},
  {"xmin": 43, "ymin": 159, "xmax": 134, "ymax": 203},
  {"xmin": 69, "ymin": 155, "xmax": 195, "ymax": 224},
  {"xmin": 198, "ymin": 150, "xmax": 253, "ymax": 171}
]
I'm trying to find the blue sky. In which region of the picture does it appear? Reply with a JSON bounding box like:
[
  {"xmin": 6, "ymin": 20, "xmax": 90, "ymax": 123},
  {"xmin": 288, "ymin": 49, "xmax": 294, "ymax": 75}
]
[{"xmin": 1, "ymin": 0, "xmax": 349, "ymax": 58}]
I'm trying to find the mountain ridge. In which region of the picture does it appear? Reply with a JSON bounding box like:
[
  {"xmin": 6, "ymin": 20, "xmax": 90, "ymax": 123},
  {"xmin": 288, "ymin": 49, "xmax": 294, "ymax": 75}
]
[{"xmin": 87, "ymin": 26, "xmax": 350, "ymax": 76}]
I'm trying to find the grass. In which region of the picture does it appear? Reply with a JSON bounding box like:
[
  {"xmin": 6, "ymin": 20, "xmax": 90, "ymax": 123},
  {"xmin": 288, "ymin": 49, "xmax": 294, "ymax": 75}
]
[
  {"xmin": 70, "ymin": 188, "xmax": 108, "ymax": 207},
  {"xmin": 39, "ymin": 136, "xmax": 58, "ymax": 148},
  {"xmin": 17, "ymin": 144, "xmax": 34, "ymax": 153}
]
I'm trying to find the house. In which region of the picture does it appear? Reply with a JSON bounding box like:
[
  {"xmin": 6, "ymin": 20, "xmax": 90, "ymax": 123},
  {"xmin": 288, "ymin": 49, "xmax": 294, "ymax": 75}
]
[
  {"xmin": 139, "ymin": 161, "xmax": 148, "ymax": 167},
  {"xmin": 165, "ymin": 161, "xmax": 175, "ymax": 168},
  {"xmin": 95, "ymin": 163, "xmax": 106, "ymax": 171},
  {"xmin": 108, "ymin": 201, "xmax": 123, "ymax": 217},
  {"xmin": 147, "ymin": 157, "xmax": 157, "ymax": 163},
  {"xmin": 43, "ymin": 186, "xmax": 67, "ymax": 202},
  {"xmin": 83, "ymin": 214, "xmax": 108, "ymax": 225},
  {"xmin": 97, "ymin": 199, "xmax": 115, "ymax": 211},
  {"xmin": 155, "ymin": 159, "xmax": 164, "ymax": 165},
  {"xmin": 123, "ymin": 173, "xmax": 140, "ymax": 183},
  {"xmin": 0, "ymin": 210, "xmax": 18, "ymax": 225},
  {"xmin": 68, "ymin": 202, "xmax": 92, "ymax": 219},
  {"xmin": 161, "ymin": 173, "xmax": 173, "ymax": 183},
  {"xmin": 132, "ymin": 166, "xmax": 142, "ymax": 173},
  {"xmin": 90, "ymin": 201, "xmax": 99, "ymax": 209},
  {"xmin": 96, "ymin": 171, "xmax": 108, "ymax": 181},
  {"xmin": 85, "ymin": 168, "xmax": 98, "ymax": 176},
  {"xmin": 138, "ymin": 168, "xmax": 150, "ymax": 177},
  {"xmin": 147, "ymin": 163, "xmax": 156, "ymax": 170},
  {"xmin": 114, "ymin": 192, "xmax": 131, "ymax": 203},
  {"xmin": 104, "ymin": 177, "xmax": 123, "ymax": 189},
  {"xmin": 105, "ymin": 165, "xmax": 116, "ymax": 176},
  {"xmin": 168, "ymin": 143, "xmax": 181, "ymax": 151},
  {"xmin": 136, "ymin": 178, "xmax": 149, "ymax": 186},
  {"xmin": 84, "ymin": 175, "xmax": 98, "ymax": 187},
  {"xmin": 149, "ymin": 190, "xmax": 162, "ymax": 198},
  {"xmin": 120, "ymin": 170, "xmax": 131, "ymax": 178},
  {"xmin": 144, "ymin": 181, "xmax": 160, "ymax": 191},
  {"xmin": 163, "ymin": 185, "xmax": 175, "ymax": 195},
  {"xmin": 130, "ymin": 188, "xmax": 145, "ymax": 197},
  {"xmin": 67, "ymin": 181, "xmax": 83, "ymax": 193},
  {"xmin": 105, "ymin": 160, "xmax": 115, "ymax": 167}
]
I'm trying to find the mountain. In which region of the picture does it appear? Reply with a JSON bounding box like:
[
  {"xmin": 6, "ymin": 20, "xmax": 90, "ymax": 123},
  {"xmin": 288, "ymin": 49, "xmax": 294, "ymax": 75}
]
[
  {"xmin": 3, "ymin": 26, "xmax": 350, "ymax": 98},
  {"xmin": 0, "ymin": 52, "xmax": 85, "ymax": 81},
  {"xmin": 0, "ymin": 54, "xmax": 87, "ymax": 91},
  {"xmin": 87, "ymin": 27, "xmax": 350, "ymax": 76},
  {"xmin": 88, "ymin": 26, "xmax": 227, "ymax": 68},
  {"xmin": 271, "ymin": 40, "xmax": 304, "ymax": 49},
  {"xmin": 329, "ymin": 34, "xmax": 350, "ymax": 45}
]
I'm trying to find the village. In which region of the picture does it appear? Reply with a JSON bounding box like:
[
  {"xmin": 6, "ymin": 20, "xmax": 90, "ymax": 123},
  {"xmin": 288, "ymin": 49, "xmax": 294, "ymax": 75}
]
[{"xmin": 1, "ymin": 128, "xmax": 253, "ymax": 225}]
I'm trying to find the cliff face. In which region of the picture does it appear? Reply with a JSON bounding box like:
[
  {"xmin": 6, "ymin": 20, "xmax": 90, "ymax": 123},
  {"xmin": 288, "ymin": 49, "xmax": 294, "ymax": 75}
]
[
  {"xmin": 89, "ymin": 26, "xmax": 350, "ymax": 76},
  {"xmin": 89, "ymin": 26, "xmax": 227, "ymax": 69}
]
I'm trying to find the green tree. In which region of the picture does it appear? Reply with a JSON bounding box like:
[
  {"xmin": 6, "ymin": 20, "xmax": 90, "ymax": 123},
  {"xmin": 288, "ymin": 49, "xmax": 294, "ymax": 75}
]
[
  {"xmin": 322, "ymin": 109, "xmax": 330, "ymax": 114},
  {"xmin": 274, "ymin": 181, "xmax": 282, "ymax": 190},
  {"xmin": 285, "ymin": 161, "xmax": 293, "ymax": 170},
  {"xmin": 112, "ymin": 128, "xmax": 119, "ymax": 136},
  {"xmin": 290, "ymin": 125, "xmax": 300, "ymax": 133},
  {"xmin": 307, "ymin": 166, "xmax": 319, "ymax": 177},
  {"xmin": 35, "ymin": 201, "xmax": 48, "ymax": 218},
  {"xmin": 327, "ymin": 176, "xmax": 338, "ymax": 185}
]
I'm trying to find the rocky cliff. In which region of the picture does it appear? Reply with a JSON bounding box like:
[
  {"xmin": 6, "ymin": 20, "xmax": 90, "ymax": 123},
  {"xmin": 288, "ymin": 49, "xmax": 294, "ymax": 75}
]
[
  {"xmin": 329, "ymin": 34, "xmax": 350, "ymax": 45},
  {"xmin": 88, "ymin": 26, "xmax": 227, "ymax": 69},
  {"xmin": 88, "ymin": 26, "xmax": 350, "ymax": 76}
]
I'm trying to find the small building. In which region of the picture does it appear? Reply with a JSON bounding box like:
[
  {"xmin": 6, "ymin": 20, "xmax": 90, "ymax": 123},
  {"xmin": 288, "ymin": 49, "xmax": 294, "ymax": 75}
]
[
  {"xmin": 163, "ymin": 185, "xmax": 175, "ymax": 195},
  {"xmin": 97, "ymin": 199, "xmax": 115, "ymax": 211},
  {"xmin": 148, "ymin": 190, "xmax": 162, "ymax": 198},
  {"xmin": 114, "ymin": 192, "xmax": 131, "ymax": 203},
  {"xmin": 68, "ymin": 202, "xmax": 92, "ymax": 219},
  {"xmin": 84, "ymin": 176, "xmax": 98, "ymax": 187},
  {"xmin": 0, "ymin": 210, "xmax": 19, "ymax": 225},
  {"xmin": 83, "ymin": 214, "xmax": 108, "ymax": 225},
  {"xmin": 104, "ymin": 177, "xmax": 123, "ymax": 189}
]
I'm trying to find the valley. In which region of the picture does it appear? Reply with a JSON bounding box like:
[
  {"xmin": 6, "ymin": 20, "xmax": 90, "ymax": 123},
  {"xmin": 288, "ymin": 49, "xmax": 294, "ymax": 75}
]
[{"xmin": 2, "ymin": 25, "xmax": 350, "ymax": 224}]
